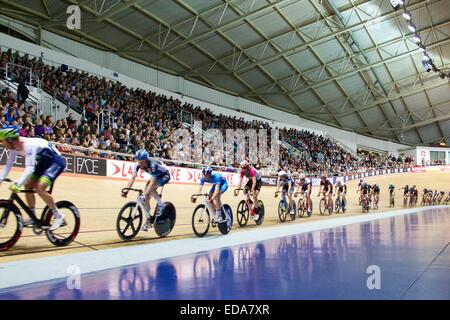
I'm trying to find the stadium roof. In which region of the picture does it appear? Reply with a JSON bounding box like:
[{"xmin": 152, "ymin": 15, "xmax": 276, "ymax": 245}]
[{"xmin": 1, "ymin": 0, "xmax": 449, "ymax": 145}]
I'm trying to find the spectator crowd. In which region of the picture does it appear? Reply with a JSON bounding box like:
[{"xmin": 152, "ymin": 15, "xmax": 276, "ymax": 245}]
[{"xmin": 1, "ymin": 48, "xmax": 414, "ymax": 175}]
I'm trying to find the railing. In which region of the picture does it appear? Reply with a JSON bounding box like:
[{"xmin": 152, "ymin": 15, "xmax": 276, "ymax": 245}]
[
  {"xmin": 98, "ymin": 109, "xmax": 114, "ymax": 132},
  {"xmin": 325, "ymin": 133, "xmax": 360, "ymax": 160}
]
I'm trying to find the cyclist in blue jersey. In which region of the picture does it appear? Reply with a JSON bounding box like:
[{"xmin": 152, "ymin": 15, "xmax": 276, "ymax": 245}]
[
  {"xmin": 122, "ymin": 149, "xmax": 170, "ymax": 231},
  {"xmin": 193, "ymin": 166, "xmax": 228, "ymax": 223},
  {"xmin": 0, "ymin": 126, "xmax": 66, "ymax": 230}
]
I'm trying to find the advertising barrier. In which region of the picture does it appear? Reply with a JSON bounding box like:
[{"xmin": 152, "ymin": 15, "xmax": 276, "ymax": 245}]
[
  {"xmin": 0, "ymin": 146, "xmax": 417, "ymax": 185},
  {"xmin": 0, "ymin": 147, "xmax": 107, "ymax": 177}
]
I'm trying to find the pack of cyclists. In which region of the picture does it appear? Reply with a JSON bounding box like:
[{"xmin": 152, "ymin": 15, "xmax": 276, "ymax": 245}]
[{"xmin": 1, "ymin": 123, "xmax": 447, "ymax": 239}]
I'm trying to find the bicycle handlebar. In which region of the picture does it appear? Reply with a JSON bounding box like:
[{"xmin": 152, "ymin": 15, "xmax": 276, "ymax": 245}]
[
  {"xmin": 1, "ymin": 178, "xmax": 35, "ymax": 193},
  {"xmin": 122, "ymin": 188, "xmax": 143, "ymax": 195},
  {"xmin": 191, "ymin": 193, "xmax": 210, "ymax": 202}
]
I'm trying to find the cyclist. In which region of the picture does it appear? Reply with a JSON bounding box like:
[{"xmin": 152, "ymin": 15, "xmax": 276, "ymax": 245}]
[
  {"xmin": 235, "ymin": 160, "xmax": 262, "ymax": 221},
  {"xmin": 334, "ymin": 178, "xmax": 347, "ymax": 211},
  {"xmin": 409, "ymin": 185, "xmax": 418, "ymax": 206},
  {"xmin": 318, "ymin": 175, "xmax": 333, "ymax": 212},
  {"xmin": 443, "ymin": 191, "xmax": 450, "ymax": 205},
  {"xmin": 437, "ymin": 190, "xmax": 445, "ymax": 204},
  {"xmin": 193, "ymin": 166, "xmax": 228, "ymax": 223},
  {"xmin": 357, "ymin": 179, "xmax": 365, "ymax": 204},
  {"xmin": 389, "ymin": 183, "xmax": 396, "ymax": 197},
  {"xmin": 275, "ymin": 167, "xmax": 296, "ymax": 215},
  {"xmin": 295, "ymin": 172, "xmax": 312, "ymax": 214},
  {"xmin": 399, "ymin": 185, "xmax": 410, "ymax": 206},
  {"xmin": 360, "ymin": 182, "xmax": 371, "ymax": 209},
  {"xmin": 0, "ymin": 126, "xmax": 66, "ymax": 230},
  {"xmin": 122, "ymin": 149, "xmax": 170, "ymax": 231},
  {"xmin": 372, "ymin": 183, "xmax": 380, "ymax": 209}
]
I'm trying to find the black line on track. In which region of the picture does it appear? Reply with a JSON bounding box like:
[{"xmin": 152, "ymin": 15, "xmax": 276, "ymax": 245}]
[{"xmin": 400, "ymin": 239, "xmax": 450, "ymax": 299}]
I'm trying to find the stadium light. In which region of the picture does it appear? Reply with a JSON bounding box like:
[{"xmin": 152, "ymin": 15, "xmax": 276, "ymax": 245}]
[
  {"xmin": 413, "ymin": 35, "xmax": 421, "ymax": 44},
  {"xmin": 402, "ymin": 11, "xmax": 412, "ymax": 20},
  {"xmin": 418, "ymin": 45, "xmax": 426, "ymax": 51},
  {"xmin": 422, "ymin": 53, "xmax": 431, "ymax": 61},
  {"xmin": 407, "ymin": 23, "xmax": 416, "ymax": 32}
]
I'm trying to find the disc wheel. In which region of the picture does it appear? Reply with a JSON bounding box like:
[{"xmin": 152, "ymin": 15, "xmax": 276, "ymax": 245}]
[
  {"xmin": 154, "ymin": 202, "xmax": 176, "ymax": 238},
  {"xmin": 218, "ymin": 204, "xmax": 233, "ymax": 235},
  {"xmin": 289, "ymin": 201, "xmax": 296, "ymax": 221},
  {"xmin": 0, "ymin": 201, "xmax": 23, "ymax": 251},
  {"xmin": 44, "ymin": 201, "xmax": 81, "ymax": 247},
  {"xmin": 116, "ymin": 202, "xmax": 142, "ymax": 241},
  {"xmin": 254, "ymin": 200, "xmax": 265, "ymax": 225}
]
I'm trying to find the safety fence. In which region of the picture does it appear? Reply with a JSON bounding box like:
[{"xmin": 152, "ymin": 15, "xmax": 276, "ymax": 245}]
[{"xmin": 0, "ymin": 145, "xmax": 420, "ymax": 187}]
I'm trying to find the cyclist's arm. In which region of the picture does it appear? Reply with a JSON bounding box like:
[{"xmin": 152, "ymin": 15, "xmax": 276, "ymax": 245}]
[
  {"xmin": 125, "ymin": 166, "xmax": 138, "ymax": 190},
  {"xmin": 276, "ymin": 177, "xmax": 281, "ymax": 192},
  {"xmin": 198, "ymin": 177, "xmax": 205, "ymax": 194},
  {"xmin": 251, "ymin": 175, "xmax": 256, "ymax": 192},
  {"xmin": 16, "ymin": 149, "xmax": 38, "ymax": 187},
  {"xmin": 0, "ymin": 150, "xmax": 16, "ymax": 182},
  {"xmin": 236, "ymin": 174, "xmax": 243, "ymax": 191}
]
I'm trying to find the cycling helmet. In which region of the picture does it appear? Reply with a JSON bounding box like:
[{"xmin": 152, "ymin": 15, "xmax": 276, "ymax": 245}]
[
  {"xmin": 278, "ymin": 169, "xmax": 286, "ymax": 176},
  {"xmin": 389, "ymin": 183, "xmax": 394, "ymax": 188},
  {"xmin": 240, "ymin": 160, "xmax": 249, "ymax": 168},
  {"xmin": 202, "ymin": 166, "xmax": 213, "ymax": 175},
  {"xmin": 135, "ymin": 149, "xmax": 149, "ymax": 160},
  {"xmin": 298, "ymin": 173, "xmax": 306, "ymax": 180},
  {"xmin": 0, "ymin": 125, "xmax": 19, "ymax": 140}
]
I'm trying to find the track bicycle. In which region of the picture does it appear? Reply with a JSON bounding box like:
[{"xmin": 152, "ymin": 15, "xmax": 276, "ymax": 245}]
[
  {"xmin": 0, "ymin": 178, "xmax": 80, "ymax": 251},
  {"xmin": 191, "ymin": 193, "xmax": 233, "ymax": 237},
  {"xmin": 116, "ymin": 187, "xmax": 176, "ymax": 240}
]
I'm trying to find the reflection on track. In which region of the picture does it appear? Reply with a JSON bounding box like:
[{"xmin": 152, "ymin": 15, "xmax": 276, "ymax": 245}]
[{"xmin": 0, "ymin": 208, "xmax": 449, "ymax": 299}]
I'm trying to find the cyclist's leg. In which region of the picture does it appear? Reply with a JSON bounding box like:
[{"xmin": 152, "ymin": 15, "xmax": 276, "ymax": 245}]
[
  {"xmin": 252, "ymin": 179, "xmax": 262, "ymax": 210},
  {"xmin": 35, "ymin": 156, "xmax": 65, "ymax": 229},
  {"xmin": 328, "ymin": 190, "xmax": 333, "ymax": 209},
  {"xmin": 149, "ymin": 174, "xmax": 169, "ymax": 210},
  {"xmin": 243, "ymin": 180, "xmax": 253, "ymax": 213}
]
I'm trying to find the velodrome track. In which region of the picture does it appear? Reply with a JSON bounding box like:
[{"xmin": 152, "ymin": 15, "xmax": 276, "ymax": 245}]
[{"xmin": 0, "ymin": 169, "xmax": 449, "ymax": 263}]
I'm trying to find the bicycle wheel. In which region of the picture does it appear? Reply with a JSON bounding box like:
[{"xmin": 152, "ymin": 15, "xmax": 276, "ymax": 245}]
[
  {"xmin": 278, "ymin": 200, "xmax": 287, "ymax": 222},
  {"xmin": 116, "ymin": 202, "xmax": 142, "ymax": 241},
  {"xmin": 43, "ymin": 201, "xmax": 80, "ymax": 247},
  {"xmin": 192, "ymin": 204, "xmax": 210, "ymax": 237},
  {"xmin": 289, "ymin": 201, "xmax": 296, "ymax": 221},
  {"xmin": 0, "ymin": 201, "xmax": 23, "ymax": 251},
  {"xmin": 342, "ymin": 199, "xmax": 347, "ymax": 213},
  {"xmin": 154, "ymin": 202, "xmax": 176, "ymax": 238},
  {"xmin": 335, "ymin": 198, "xmax": 341, "ymax": 213},
  {"xmin": 297, "ymin": 199, "xmax": 305, "ymax": 218},
  {"xmin": 255, "ymin": 200, "xmax": 265, "ymax": 225},
  {"xmin": 307, "ymin": 198, "xmax": 313, "ymax": 217},
  {"xmin": 236, "ymin": 200, "xmax": 249, "ymax": 227},
  {"xmin": 319, "ymin": 199, "xmax": 326, "ymax": 216},
  {"xmin": 218, "ymin": 204, "xmax": 233, "ymax": 235}
]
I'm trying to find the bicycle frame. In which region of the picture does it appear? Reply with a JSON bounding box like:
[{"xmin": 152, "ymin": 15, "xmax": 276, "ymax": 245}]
[
  {"xmin": 193, "ymin": 194, "xmax": 231, "ymax": 223},
  {"xmin": 123, "ymin": 186, "xmax": 165, "ymax": 223},
  {"xmin": 0, "ymin": 179, "xmax": 55, "ymax": 228}
]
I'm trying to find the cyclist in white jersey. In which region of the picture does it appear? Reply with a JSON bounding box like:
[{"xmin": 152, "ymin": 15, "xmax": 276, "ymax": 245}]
[{"xmin": 0, "ymin": 126, "xmax": 66, "ymax": 230}]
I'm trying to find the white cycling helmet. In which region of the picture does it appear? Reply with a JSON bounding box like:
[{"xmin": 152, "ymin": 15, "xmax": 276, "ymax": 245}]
[
  {"xmin": 298, "ymin": 173, "xmax": 305, "ymax": 180},
  {"xmin": 240, "ymin": 160, "xmax": 249, "ymax": 168}
]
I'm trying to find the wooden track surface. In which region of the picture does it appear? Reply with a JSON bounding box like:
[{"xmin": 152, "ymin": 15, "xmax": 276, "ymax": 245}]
[{"xmin": 0, "ymin": 170, "xmax": 449, "ymax": 263}]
